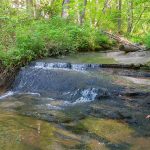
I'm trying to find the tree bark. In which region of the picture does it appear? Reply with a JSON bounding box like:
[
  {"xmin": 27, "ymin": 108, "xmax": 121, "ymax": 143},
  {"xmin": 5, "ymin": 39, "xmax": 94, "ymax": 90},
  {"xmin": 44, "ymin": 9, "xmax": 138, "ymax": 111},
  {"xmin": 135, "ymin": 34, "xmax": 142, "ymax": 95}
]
[
  {"xmin": 127, "ymin": 0, "xmax": 133, "ymax": 34},
  {"xmin": 116, "ymin": 0, "xmax": 122, "ymax": 33},
  {"xmin": 62, "ymin": 0, "xmax": 70, "ymax": 19},
  {"xmin": 103, "ymin": 31, "xmax": 144, "ymax": 52},
  {"xmin": 35, "ymin": 0, "xmax": 42, "ymax": 19},
  {"xmin": 79, "ymin": 0, "xmax": 87, "ymax": 25},
  {"xmin": 102, "ymin": 0, "xmax": 112, "ymax": 13},
  {"xmin": 26, "ymin": 0, "xmax": 34, "ymax": 16}
]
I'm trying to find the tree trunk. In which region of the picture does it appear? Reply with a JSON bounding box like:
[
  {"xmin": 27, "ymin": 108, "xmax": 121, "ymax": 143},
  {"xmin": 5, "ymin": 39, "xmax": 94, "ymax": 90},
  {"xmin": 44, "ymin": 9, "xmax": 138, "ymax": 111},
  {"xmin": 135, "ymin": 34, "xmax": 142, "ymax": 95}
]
[
  {"xmin": 116, "ymin": 0, "xmax": 122, "ymax": 33},
  {"xmin": 93, "ymin": 0, "xmax": 99, "ymax": 27},
  {"xmin": 62, "ymin": 0, "xmax": 70, "ymax": 19},
  {"xmin": 102, "ymin": 0, "xmax": 112, "ymax": 13},
  {"xmin": 127, "ymin": 0, "xmax": 133, "ymax": 33},
  {"xmin": 79, "ymin": 0, "xmax": 87, "ymax": 25},
  {"xmin": 26, "ymin": 0, "xmax": 34, "ymax": 16},
  {"xmin": 34, "ymin": 0, "xmax": 41, "ymax": 19}
]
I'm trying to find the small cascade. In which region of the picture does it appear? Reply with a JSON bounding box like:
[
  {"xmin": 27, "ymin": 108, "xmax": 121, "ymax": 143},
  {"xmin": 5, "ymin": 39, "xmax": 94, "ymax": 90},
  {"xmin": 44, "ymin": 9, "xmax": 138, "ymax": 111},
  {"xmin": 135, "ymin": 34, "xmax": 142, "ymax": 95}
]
[
  {"xmin": 0, "ymin": 60, "xmax": 123, "ymax": 108},
  {"xmin": 71, "ymin": 64, "xmax": 91, "ymax": 71},
  {"xmin": 73, "ymin": 88, "xmax": 109, "ymax": 104},
  {"xmin": 31, "ymin": 61, "xmax": 102, "ymax": 71},
  {"xmin": 2, "ymin": 60, "xmax": 121, "ymax": 105}
]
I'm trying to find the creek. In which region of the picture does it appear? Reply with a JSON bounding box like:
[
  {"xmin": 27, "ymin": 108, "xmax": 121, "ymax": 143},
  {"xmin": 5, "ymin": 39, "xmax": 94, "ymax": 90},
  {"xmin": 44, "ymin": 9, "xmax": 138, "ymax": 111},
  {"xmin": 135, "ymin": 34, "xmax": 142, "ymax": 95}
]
[{"xmin": 0, "ymin": 52, "xmax": 150, "ymax": 150}]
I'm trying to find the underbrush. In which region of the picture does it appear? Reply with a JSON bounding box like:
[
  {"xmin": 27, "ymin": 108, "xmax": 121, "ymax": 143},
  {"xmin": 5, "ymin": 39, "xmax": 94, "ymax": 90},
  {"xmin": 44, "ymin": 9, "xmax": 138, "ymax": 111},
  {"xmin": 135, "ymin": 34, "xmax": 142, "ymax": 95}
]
[
  {"xmin": 144, "ymin": 33, "xmax": 150, "ymax": 49},
  {"xmin": 127, "ymin": 34, "xmax": 150, "ymax": 50},
  {"xmin": 0, "ymin": 17, "xmax": 111, "ymax": 69}
]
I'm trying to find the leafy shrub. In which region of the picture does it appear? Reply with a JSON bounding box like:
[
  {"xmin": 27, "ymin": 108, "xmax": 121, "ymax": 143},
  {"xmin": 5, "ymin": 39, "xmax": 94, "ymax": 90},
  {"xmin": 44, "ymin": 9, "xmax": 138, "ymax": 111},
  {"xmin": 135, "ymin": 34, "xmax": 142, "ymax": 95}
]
[
  {"xmin": 0, "ymin": 17, "xmax": 110, "ymax": 68},
  {"xmin": 144, "ymin": 33, "xmax": 150, "ymax": 49},
  {"xmin": 129, "ymin": 36, "xmax": 143, "ymax": 44}
]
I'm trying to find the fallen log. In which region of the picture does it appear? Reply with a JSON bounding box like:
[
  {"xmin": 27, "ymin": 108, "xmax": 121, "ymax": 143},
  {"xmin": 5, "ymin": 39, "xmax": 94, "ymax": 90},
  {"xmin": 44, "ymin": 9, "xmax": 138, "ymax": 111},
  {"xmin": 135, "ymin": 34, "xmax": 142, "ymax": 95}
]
[
  {"xmin": 119, "ymin": 44, "xmax": 140, "ymax": 52},
  {"xmin": 102, "ymin": 31, "xmax": 144, "ymax": 52}
]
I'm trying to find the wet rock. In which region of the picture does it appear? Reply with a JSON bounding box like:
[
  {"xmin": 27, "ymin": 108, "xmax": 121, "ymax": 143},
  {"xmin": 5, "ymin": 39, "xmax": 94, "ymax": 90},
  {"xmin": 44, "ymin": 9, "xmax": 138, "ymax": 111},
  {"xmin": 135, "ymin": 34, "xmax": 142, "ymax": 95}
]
[
  {"xmin": 121, "ymin": 91, "xmax": 150, "ymax": 97},
  {"xmin": 0, "ymin": 101, "xmax": 24, "ymax": 109},
  {"xmin": 0, "ymin": 111, "xmax": 82, "ymax": 150},
  {"xmin": 63, "ymin": 122, "xmax": 88, "ymax": 134},
  {"xmin": 87, "ymin": 139, "xmax": 109, "ymax": 150},
  {"xmin": 96, "ymin": 88, "xmax": 111, "ymax": 99},
  {"xmin": 81, "ymin": 117, "xmax": 134, "ymax": 144},
  {"xmin": 116, "ymin": 111, "xmax": 132, "ymax": 120},
  {"xmin": 74, "ymin": 88, "xmax": 110, "ymax": 103},
  {"xmin": 124, "ymin": 119, "xmax": 139, "ymax": 126}
]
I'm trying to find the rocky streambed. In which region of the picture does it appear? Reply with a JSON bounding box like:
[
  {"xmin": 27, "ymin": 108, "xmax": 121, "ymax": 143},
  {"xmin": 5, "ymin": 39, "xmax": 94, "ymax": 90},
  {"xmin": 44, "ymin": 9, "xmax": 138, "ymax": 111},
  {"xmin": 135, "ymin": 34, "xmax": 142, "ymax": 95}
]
[{"xmin": 0, "ymin": 52, "xmax": 150, "ymax": 150}]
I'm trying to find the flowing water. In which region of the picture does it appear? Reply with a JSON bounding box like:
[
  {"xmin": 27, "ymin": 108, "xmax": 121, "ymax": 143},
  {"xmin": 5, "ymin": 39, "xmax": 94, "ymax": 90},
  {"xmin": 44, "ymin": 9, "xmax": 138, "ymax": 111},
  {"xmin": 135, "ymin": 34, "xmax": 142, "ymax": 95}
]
[{"xmin": 0, "ymin": 53, "xmax": 150, "ymax": 150}]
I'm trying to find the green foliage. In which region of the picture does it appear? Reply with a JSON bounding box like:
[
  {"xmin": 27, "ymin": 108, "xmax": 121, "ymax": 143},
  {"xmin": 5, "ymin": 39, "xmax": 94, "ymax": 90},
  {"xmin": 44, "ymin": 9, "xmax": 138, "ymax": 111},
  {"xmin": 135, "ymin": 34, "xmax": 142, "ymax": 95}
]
[
  {"xmin": 0, "ymin": 17, "xmax": 109, "ymax": 68},
  {"xmin": 127, "ymin": 35, "xmax": 144, "ymax": 44},
  {"xmin": 144, "ymin": 33, "xmax": 150, "ymax": 49},
  {"xmin": 1, "ymin": 0, "xmax": 149, "ymax": 71}
]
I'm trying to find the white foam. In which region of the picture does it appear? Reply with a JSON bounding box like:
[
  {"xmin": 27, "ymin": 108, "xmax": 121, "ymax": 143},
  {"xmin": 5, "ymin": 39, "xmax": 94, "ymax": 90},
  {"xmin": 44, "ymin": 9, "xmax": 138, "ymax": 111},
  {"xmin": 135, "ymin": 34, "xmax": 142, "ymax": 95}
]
[
  {"xmin": 35, "ymin": 62, "xmax": 45, "ymax": 68},
  {"xmin": 74, "ymin": 88, "xmax": 98, "ymax": 104},
  {"xmin": 0, "ymin": 91, "xmax": 14, "ymax": 100},
  {"xmin": 33, "ymin": 62, "xmax": 87, "ymax": 73},
  {"xmin": 17, "ymin": 92, "xmax": 41, "ymax": 96},
  {"xmin": 62, "ymin": 88, "xmax": 98, "ymax": 105},
  {"xmin": 46, "ymin": 104, "xmax": 62, "ymax": 110},
  {"xmin": 71, "ymin": 64, "xmax": 89, "ymax": 71}
]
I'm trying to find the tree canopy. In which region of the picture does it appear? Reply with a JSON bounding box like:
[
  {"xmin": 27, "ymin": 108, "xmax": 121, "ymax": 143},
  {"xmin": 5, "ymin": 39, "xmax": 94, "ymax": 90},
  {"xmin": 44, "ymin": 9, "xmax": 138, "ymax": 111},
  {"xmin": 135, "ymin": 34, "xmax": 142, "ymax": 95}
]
[{"xmin": 1, "ymin": 0, "xmax": 150, "ymax": 35}]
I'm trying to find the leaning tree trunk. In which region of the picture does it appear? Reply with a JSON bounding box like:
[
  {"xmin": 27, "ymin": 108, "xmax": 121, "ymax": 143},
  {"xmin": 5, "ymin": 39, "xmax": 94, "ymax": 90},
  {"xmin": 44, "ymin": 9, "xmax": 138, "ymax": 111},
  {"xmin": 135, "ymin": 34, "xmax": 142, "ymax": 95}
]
[
  {"xmin": 103, "ymin": 31, "xmax": 144, "ymax": 52},
  {"xmin": 62, "ymin": 0, "xmax": 70, "ymax": 19}
]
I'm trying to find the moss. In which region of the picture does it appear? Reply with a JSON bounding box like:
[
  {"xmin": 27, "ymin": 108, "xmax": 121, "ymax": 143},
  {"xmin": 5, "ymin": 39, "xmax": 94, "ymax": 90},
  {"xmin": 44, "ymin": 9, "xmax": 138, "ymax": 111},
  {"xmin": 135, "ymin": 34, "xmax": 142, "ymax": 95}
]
[
  {"xmin": 82, "ymin": 117, "xmax": 134, "ymax": 144},
  {"xmin": 130, "ymin": 137, "xmax": 150, "ymax": 150},
  {"xmin": 48, "ymin": 110, "xmax": 73, "ymax": 123},
  {"xmin": 65, "ymin": 122, "xmax": 88, "ymax": 134},
  {"xmin": 0, "ymin": 111, "xmax": 81, "ymax": 150},
  {"xmin": 142, "ymin": 61, "xmax": 150, "ymax": 70},
  {"xmin": 87, "ymin": 139, "xmax": 109, "ymax": 150},
  {"xmin": 0, "ymin": 101, "xmax": 24, "ymax": 109}
]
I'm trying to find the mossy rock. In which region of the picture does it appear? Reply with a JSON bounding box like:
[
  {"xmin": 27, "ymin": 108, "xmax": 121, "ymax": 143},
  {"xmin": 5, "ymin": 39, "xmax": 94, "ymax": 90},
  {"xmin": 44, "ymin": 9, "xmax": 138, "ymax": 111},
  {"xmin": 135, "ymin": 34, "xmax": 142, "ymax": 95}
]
[
  {"xmin": 0, "ymin": 111, "xmax": 81, "ymax": 150},
  {"xmin": 81, "ymin": 117, "xmax": 134, "ymax": 144},
  {"xmin": 64, "ymin": 122, "xmax": 88, "ymax": 134}
]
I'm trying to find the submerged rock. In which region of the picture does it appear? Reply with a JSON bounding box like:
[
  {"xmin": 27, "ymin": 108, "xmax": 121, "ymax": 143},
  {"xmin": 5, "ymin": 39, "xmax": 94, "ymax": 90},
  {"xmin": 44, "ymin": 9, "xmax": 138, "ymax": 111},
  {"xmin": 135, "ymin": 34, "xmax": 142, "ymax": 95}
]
[
  {"xmin": 81, "ymin": 117, "xmax": 134, "ymax": 143},
  {"xmin": 0, "ymin": 111, "xmax": 82, "ymax": 150}
]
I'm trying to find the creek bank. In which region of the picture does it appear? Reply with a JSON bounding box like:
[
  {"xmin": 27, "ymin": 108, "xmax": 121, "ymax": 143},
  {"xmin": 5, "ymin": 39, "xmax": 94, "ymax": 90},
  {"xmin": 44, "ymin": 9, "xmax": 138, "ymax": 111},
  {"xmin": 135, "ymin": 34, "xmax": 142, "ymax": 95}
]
[{"xmin": 0, "ymin": 67, "xmax": 19, "ymax": 93}]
